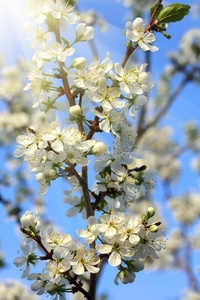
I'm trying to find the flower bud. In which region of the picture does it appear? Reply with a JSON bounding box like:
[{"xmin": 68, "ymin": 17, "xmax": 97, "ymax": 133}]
[
  {"xmin": 92, "ymin": 142, "xmax": 107, "ymax": 156},
  {"xmin": 118, "ymin": 270, "xmax": 136, "ymax": 284},
  {"xmin": 43, "ymin": 169, "xmax": 58, "ymax": 181},
  {"xmin": 20, "ymin": 211, "xmax": 38, "ymax": 228},
  {"xmin": 146, "ymin": 207, "xmax": 155, "ymax": 219},
  {"xmin": 69, "ymin": 105, "xmax": 82, "ymax": 118},
  {"xmin": 75, "ymin": 23, "xmax": 94, "ymax": 42},
  {"xmin": 141, "ymin": 214, "xmax": 146, "ymax": 220},
  {"xmin": 127, "ymin": 260, "xmax": 144, "ymax": 272},
  {"xmin": 149, "ymin": 225, "xmax": 158, "ymax": 233},
  {"xmin": 71, "ymin": 57, "xmax": 86, "ymax": 69}
]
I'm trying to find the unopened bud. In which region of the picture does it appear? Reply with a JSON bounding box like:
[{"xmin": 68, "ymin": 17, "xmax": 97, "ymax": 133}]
[
  {"xmin": 69, "ymin": 105, "xmax": 82, "ymax": 117},
  {"xmin": 141, "ymin": 214, "xmax": 146, "ymax": 220},
  {"xmin": 71, "ymin": 57, "xmax": 86, "ymax": 69},
  {"xmin": 43, "ymin": 169, "xmax": 58, "ymax": 181},
  {"xmin": 149, "ymin": 225, "xmax": 158, "ymax": 233},
  {"xmin": 75, "ymin": 23, "xmax": 94, "ymax": 42},
  {"xmin": 146, "ymin": 207, "xmax": 155, "ymax": 219},
  {"xmin": 20, "ymin": 211, "xmax": 39, "ymax": 228},
  {"xmin": 92, "ymin": 142, "xmax": 107, "ymax": 156},
  {"xmin": 118, "ymin": 270, "xmax": 136, "ymax": 284}
]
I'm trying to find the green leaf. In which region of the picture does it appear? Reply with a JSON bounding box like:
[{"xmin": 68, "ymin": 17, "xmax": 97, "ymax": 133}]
[
  {"xmin": 62, "ymin": 37, "xmax": 69, "ymax": 47},
  {"xmin": 157, "ymin": 3, "xmax": 190, "ymax": 24},
  {"xmin": 150, "ymin": 4, "xmax": 163, "ymax": 19}
]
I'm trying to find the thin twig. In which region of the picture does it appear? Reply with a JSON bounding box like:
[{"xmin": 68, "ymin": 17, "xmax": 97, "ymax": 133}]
[
  {"xmin": 138, "ymin": 74, "xmax": 192, "ymax": 141},
  {"xmin": 20, "ymin": 227, "xmax": 90, "ymax": 298},
  {"xmin": 86, "ymin": 0, "xmax": 163, "ymax": 141}
]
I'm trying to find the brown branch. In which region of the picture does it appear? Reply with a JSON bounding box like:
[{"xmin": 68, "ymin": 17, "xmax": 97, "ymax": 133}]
[
  {"xmin": 138, "ymin": 74, "xmax": 192, "ymax": 141},
  {"xmin": 157, "ymin": 134, "xmax": 200, "ymax": 171},
  {"xmin": 145, "ymin": 0, "xmax": 163, "ymax": 32},
  {"xmin": 20, "ymin": 228, "xmax": 54, "ymax": 258},
  {"xmin": 89, "ymin": 39, "xmax": 99, "ymax": 58},
  {"xmin": 81, "ymin": 166, "xmax": 94, "ymax": 218},
  {"xmin": 20, "ymin": 227, "xmax": 91, "ymax": 298},
  {"xmin": 121, "ymin": 0, "xmax": 163, "ymax": 69},
  {"xmin": 86, "ymin": 0, "xmax": 163, "ymax": 141},
  {"xmin": 53, "ymin": 20, "xmax": 85, "ymax": 134},
  {"xmin": 181, "ymin": 229, "xmax": 200, "ymax": 293}
]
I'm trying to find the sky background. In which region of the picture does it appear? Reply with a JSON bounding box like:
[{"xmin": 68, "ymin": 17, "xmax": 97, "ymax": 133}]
[{"xmin": 0, "ymin": 0, "xmax": 200, "ymax": 299}]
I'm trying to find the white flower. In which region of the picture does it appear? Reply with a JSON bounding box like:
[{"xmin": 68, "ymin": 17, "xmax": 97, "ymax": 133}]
[
  {"xmin": 63, "ymin": 175, "xmax": 80, "ymax": 195},
  {"xmin": 63, "ymin": 195, "xmax": 87, "ymax": 219},
  {"xmin": 39, "ymin": 42, "xmax": 75, "ymax": 63},
  {"xmin": 45, "ymin": 227, "xmax": 72, "ymax": 250},
  {"xmin": 88, "ymin": 78, "xmax": 124, "ymax": 112},
  {"xmin": 126, "ymin": 18, "xmax": 158, "ymax": 52},
  {"xmin": 90, "ymin": 107, "xmax": 125, "ymax": 134},
  {"xmin": 96, "ymin": 235, "xmax": 135, "ymax": 267},
  {"xmin": 64, "ymin": 68, "xmax": 97, "ymax": 92},
  {"xmin": 40, "ymin": 91, "xmax": 69, "ymax": 123},
  {"xmin": 110, "ymin": 63, "xmax": 143, "ymax": 95},
  {"xmin": 96, "ymin": 212, "xmax": 125, "ymax": 239},
  {"xmin": 133, "ymin": 229, "xmax": 165, "ymax": 259},
  {"xmin": 45, "ymin": 251, "xmax": 71, "ymax": 284},
  {"xmin": 75, "ymin": 23, "xmax": 94, "ymax": 42},
  {"xmin": 24, "ymin": 74, "xmax": 54, "ymax": 108},
  {"xmin": 45, "ymin": 280, "xmax": 68, "ymax": 300},
  {"xmin": 111, "ymin": 164, "xmax": 137, "ymax": 197},
  {"xmin": 13, "ymin": 242, "xmax": 38, "ymax": 278},
  {"xmin": 23, "ymin": 22, "xmax": 52, "ymax": 48},
  {"xmin": 119, "ymin": 216, "xmax": 141, "ymax": 245},
  {"xmin": 50, "ymin": 0, "xmax": 79, "ymax": 24},
  {"xmin": 28, "ymin": 273, "xmax": 47, "ymax": 295},
  {"xmin": 26, "ymin": 1, "xmax": 51, "ymax": 24},
  {"xmin": 77, "ymin": 216, "xmax": 100, "ymax": 244},
  {"xmin": 14, "ymin": 127, "xmax": 47, "ymax": 158},
  {"xmin": 128, "ymin": 95, "xmax": 147, "ymax": 118},
  {"xmin": 69, "ymin": 244, "xmax": 100, "ymax": 275}
]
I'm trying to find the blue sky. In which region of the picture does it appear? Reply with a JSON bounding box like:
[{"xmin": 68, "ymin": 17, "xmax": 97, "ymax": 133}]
[{"xmin": 0, "ymin": 1, "xmax": 200, "ymax": 299}]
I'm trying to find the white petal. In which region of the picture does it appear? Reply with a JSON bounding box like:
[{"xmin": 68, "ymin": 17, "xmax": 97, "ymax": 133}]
[
  {"xmin": 86, "ymin": 264, "xmax": 100, "ymax": 274},
  {"xmin": 73, "ymin": 263, "xmax": 84, "ymax": 275},
  {"xmin": 108, "ymin": 251, "xmax": 121, "ymax": 267},
  {"xmin": 66, "ymin": 207, "xmax": 79, "ymax": 217},
  {"xmin": 21, "ymin": 265, "xmax": 30, "ymax": 278},
  {"xmin": 51, "ymin": 140, "xmax": 63, "ymax": 152},
  {"xmin": 13, "ymin": 257, "xmax": 26, "ymax": 267},
  {"xmin": 96, "ymin": 244, "xmax": 112, "ymax": 254},
  {"xmin": 31, "ymin": 280, "xmax": 42, "ymax": 291},
  {"xmin": 21, "ymin": 242, "xmax": 30, "ymax": 256},
  {"xmin": 87, "ymin": 216, "xmax": 98, "ymax": 227},
  {"xmin": 13, "ymin": 148, "xmax": 25, "ymax": 157}
]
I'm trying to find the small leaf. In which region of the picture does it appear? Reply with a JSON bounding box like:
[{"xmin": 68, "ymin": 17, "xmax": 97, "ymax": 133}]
[
  {"xmin": 125, "ymin": 41, "xmax": 132, "ymax": 47},
  {"xmin": 157, "ymin": 3, "xmax": 190, "ymax": 24},
  {"xmin": 162, "ymin": 32, "xmax": 172, "ymax": 39},
  {"xmin": 150, "ymin": 4, "xmax": 163, "ymax": 19},
  {"xmin": 62, "ymin": 37, "xmax": 69, "ymax": 47}
]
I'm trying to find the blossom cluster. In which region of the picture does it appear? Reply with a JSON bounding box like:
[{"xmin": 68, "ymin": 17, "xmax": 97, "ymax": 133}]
[
  {"xmin": 14, "ymin": 208, "xmax": 164, "ymax": 298},
  {"xmin": 12, "ymin": 0, "xmax": 164, "ymax": 298},
  {"xmin": 0, "ymin": 280, "xmax": 39, "ymax": 300},
  {"xmin": 14, "ymin": 124, "xmax": 97, "ymax": 194}
]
